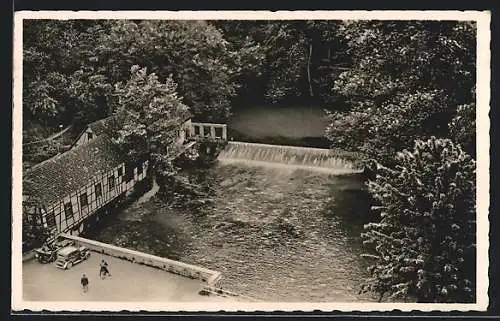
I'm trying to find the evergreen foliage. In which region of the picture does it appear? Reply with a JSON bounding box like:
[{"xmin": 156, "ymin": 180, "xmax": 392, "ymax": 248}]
[
  {"xmin": 361, "ymin": 137, "xmax": 476, "ymax": 302},
  {"xmin": 449, "ymin": 102, "xmax": 476, "ymax": 158}
]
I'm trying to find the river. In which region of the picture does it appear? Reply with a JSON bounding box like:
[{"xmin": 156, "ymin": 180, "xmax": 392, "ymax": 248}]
[
  {"xmin": 85, "ymin": 105, "xmax": 376, "ymax": 302},
  {"xmin": 85, "ymin": 161, "xmax": 376, "ymax": 302}
]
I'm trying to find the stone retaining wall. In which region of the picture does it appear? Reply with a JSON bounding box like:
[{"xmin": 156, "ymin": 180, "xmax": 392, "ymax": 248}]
[{"xmin": 58, "ymin": 233, "xmax": 222, "ymax": 288}]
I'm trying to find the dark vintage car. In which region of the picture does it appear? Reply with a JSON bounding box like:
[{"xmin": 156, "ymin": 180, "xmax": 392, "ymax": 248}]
[
  {"xmin": 55, "ymin": 245, "xmax": 91, "ymax": 270},
  {"xmin": 34, "ymin": 239, "xmax": 74, "ymax": 264},
  {"xmin": 34, "ymin": 246, "xmax": 57, "ymax": 264}
]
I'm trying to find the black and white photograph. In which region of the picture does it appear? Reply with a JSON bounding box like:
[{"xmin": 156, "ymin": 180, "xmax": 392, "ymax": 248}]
[{"xmin": 12, "ymin": 10, "xmax": 490, "ymax": 312}]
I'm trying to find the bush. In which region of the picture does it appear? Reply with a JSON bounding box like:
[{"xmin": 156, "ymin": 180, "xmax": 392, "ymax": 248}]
[
  {"xmin": 361, "ymin": 137, "xmax": 476, "ymax": 303},
  {"xmin": 22, "ymin": 217, "xmax": 53, "ymax": 252}
]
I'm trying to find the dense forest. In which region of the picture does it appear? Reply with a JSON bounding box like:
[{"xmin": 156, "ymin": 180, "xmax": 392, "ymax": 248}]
[{"xmin": 22, "ymin": 19, "xmax": 477, "ymax": 303}]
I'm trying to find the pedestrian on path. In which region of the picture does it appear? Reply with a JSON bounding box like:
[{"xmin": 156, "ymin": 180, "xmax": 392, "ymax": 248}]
[
  {"xmin": 100, "ymin": 259, "xmax": 111, "ymax": 279},
  {"xmin": 81, "ymin": 274, "xmax": 89, "ymax": 293}
]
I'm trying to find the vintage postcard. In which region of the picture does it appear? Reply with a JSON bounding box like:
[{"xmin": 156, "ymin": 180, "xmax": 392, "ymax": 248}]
[{"xmin": 12, "ymin": 10, "xmax": 491, "ymax": 312}]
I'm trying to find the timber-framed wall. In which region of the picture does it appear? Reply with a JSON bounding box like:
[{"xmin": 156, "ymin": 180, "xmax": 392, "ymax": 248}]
[{"xmin": 34, "ymin": 160, "xmax": 149, "ymax": 236}]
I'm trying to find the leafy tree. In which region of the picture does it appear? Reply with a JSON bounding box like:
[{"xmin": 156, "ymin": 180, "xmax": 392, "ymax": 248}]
[
  {"xmin": 361, "ymin": 137, "xmax": 476, "ymax": 302},
  {"xmin": 260, "ymin": 21, "xmax": 310, "ymax": 103},
  {"xmin": 325, "ymin": 21, "xmax": 476, "ymax": 164},
  {"xmin": 112, "ymin": 65, "xmax": 190, "ymax": 183},
  {"xmin": 325, "ymin": 90, "xmax": 451, "ymax": 165},
  {"xmin": 214, "ymin": 20, "xmax": 349, "ymax": 106},
  {"xmin": 213, "ymin": 21, "xmax": 268, "ymax": 105},
  {"xmin": 449, "ymin": 102, "xmax": 476, "ymax": 158},
  {"xmin": 23, "ymin": 20, "xmax": 241, "ymax": 169},
  {"xmin": 22, "ymin": 216, "xmax": 52, "ymax": 252},
  {"xmin": 94, "ymin": 20, "xmax": 238, "ymax": 122},
  {"xmin": 22, "ymin": 181, "xmax": 54, "ymax": 252},
  {"xmin": 24, "ymin": 20, "xmax": 238, "ymax": 127},
  {"xmin": 23, "ymin": 20, "xmax": 115, "ymax": 127}
]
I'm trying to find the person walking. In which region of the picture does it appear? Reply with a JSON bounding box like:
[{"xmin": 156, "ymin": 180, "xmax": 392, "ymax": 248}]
[
  {"xmin": 99, "ymin": 260, "xmax": 105, "ymax": 278},
  {"xmin": 100, "ymin": 259, "xmax": 111, "ymax": 279},
  {"xmin": 103, "ymin": 260, "xmax": 111, "ymax": 277},
  {"xmin": 81, "ymin": 274, "xmax": 89, "ymax": 293}
]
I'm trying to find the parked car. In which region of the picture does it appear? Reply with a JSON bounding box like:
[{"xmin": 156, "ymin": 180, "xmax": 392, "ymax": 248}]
[
  {"xmin": 34, "ymin": 239, "xmax": 74, "ymax": 264},
  {"xmin": 55, "ymin": 246, "xmax": 90, "ymax": 270},
  {"xmin": 34, "ymin": 245, "xmax": 57, "ymax": 264}
]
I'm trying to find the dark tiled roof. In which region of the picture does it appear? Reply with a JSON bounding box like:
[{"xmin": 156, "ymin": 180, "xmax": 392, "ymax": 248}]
[
  {"xmin": 87, "ymin": 111, "xmax": 191, "ymax": 136},
  {"xmin": 25, "ymin": 111, "xmax": 192, "ymax": 206},
  {"xmin": 88, "ymin": 115, "xmax": 123, "ymax": 136},
  {"xmin": 24, "ymin": 134, "xmax": 124, "ymax": 206},
  {"xmin": 180, "ymin": 109, "xmax": 193, "ymax": 122}
]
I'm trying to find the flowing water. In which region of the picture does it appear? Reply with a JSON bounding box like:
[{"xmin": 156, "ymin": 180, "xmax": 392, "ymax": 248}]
[
  {"xmin": 219, "ymin": 142, "xmax": 362, "ymax": 175},
  {"xmin": 87, "ymin": 105, "xmax": 375, "ymax": 302},
  {"xmin": 88, "ymin": 161, "xmax": 376, "ymax": 302}
]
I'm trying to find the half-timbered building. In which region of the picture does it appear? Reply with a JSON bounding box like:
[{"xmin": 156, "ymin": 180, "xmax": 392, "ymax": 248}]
[{"xmin": 23, "ymin": 113, "xmax": 194, "ymax": 237}]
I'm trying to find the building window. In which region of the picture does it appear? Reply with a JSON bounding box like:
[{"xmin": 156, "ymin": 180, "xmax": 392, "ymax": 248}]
[
  {"xmin": 194, "ymin": 126, "xmax": 200, "ymax": 136},
  {"xmin": 108, "ymin": 175, "xmax": 115, "ymax": 191},
  {"xmin": 80, "ymin": 192, "xmax": 88, "ymax": 207},
  {"xmin": 95, "ymin": 183, "xmax": 102, "ymax": 198},
  {"xmin": 124, "ymin": 163, "xmax": 134, "ymax": 182},
  {"xmin": 117, "ymin": 167, "xmax": 124, "ymax": 183},
  {"xmin": 215, "ymin": 127, "xmax": 223, "ymax": 138},
  {"xmin": 46, "ymin": 211, "xmax": 56, "ymax": 228},
  {"xmin": 26, "ymin": 214, "xmax": 34, "ymax": 224},
  {"xmin": 204, "ymin": 126, "xmax": 211, "ymax": 137},
  {"xmin": 137, "ymin": 164, "xmax": 143, "ymax": 175},
  {"xmin": 87, "ymin": 132, "xmax": 93, "ymax": 140},
  {"xmin": 64, "ymin": 202, "xmax": 73, "ymax": 219}
]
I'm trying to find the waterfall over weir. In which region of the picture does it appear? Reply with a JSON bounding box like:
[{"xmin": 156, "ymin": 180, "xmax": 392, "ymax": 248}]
[{"xmin": 218, "ymin": 141, "xmax": 363, "ymax": 175}]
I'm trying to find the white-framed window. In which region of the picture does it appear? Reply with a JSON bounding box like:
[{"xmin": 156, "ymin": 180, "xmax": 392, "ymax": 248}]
[
  {"xmin": 80, "ymin": 192, "xmax": 88, "ymax": 207},
  {"xmin": 46, "ymin": 211, "xmax": 56, "ymax": 228},
  {"xmin": 108, "ymin": 175, "xmax": 115, "ymax": 191},
  {"xmin": 64, "ymin": 202, "xmax": 73, "ymax": 219}
]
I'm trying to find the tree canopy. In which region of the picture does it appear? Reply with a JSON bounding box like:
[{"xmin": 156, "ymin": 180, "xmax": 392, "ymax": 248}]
[
  {"xmin": 321, "ymin": 21, "xmax": 478, "ymax": 303},
  {"xmin": 324, "ymin": 21, "xmax": 476, "ymax": 164},
  {"xmin": 214, "ymin": 20, "xmax": 351, "ymax": 106},
  {"xmin": 23, "ymin": 19, "xmax": 240, "ymax": 130},
  {"xmin": 112, "ymin": 65, "xmax": 190, "ymax": 179}
]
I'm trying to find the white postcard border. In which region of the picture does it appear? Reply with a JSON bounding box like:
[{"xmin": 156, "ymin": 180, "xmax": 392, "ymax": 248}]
[{"xmin": 12, "ymin": 10, "xmax": 491, "ymax": 312}]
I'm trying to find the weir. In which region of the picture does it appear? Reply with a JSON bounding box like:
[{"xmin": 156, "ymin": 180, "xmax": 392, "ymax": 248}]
[{"xmin": 218, "ymin": 141, "xmax": 363, "ymax": 174}]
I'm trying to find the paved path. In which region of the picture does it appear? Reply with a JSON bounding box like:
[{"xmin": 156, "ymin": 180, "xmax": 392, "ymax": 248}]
[
  {"xmin": 23, "ymin": 253, "xmax": 229, "ymax": 302},
  {"xmin": 136, "ymin": 179, "xmax": 160, "ymax": 205}
]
